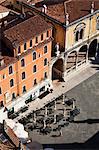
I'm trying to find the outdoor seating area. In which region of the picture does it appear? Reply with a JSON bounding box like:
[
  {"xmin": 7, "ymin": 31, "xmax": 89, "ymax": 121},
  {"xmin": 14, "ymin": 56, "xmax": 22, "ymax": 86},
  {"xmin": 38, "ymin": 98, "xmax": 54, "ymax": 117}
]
[
  {"xmin": 12, "ymin": 94, "xmax": 80, "ymax": 138},
  {"xmin": 7, "ymin": 93, "xmax": 80, "ymax": 138}
]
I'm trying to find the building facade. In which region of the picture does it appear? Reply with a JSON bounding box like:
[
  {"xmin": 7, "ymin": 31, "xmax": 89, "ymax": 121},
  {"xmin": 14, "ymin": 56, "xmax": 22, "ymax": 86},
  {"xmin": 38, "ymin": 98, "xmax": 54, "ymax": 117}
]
[{"xmin": 0, "ymin": 12, "xmax": 52, "ymax": 110}]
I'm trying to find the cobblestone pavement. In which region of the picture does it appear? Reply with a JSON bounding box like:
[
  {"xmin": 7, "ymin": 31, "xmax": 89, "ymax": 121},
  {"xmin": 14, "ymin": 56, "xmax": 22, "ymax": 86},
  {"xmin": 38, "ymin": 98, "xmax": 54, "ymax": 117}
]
[{"xmin": 28, "ymin": 63, "xmax": 99, "ymax": 149}]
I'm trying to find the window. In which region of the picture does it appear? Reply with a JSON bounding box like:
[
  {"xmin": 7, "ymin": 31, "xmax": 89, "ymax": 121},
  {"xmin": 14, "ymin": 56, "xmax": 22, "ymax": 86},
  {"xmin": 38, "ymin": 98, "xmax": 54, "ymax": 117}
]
[
  {"xmin": 0, "ymin": 87, "xmax": 2, "ymax": 94},
  {"xmin": 44, "ymin": 45, "xmax": 47, "ymax": 54},
  {"xmin": 21, "ymin": 59, "xmax": 25, "ymax": 67},
  {"xmin": 24, "ymin": 43, "xmax": 26, "ymax": 51},
  {"xmin": 96, "ymin": 16, "xmax": 99, "ymax": 30},
  {"xmin": 23, "ymin": 86, "xmax": 26, "ymax": 93},
  {"xmin": 10, "ymin": 79, "xmax": 14, "ymax": 87},
  {"xmin": 22, "ymin": 72, "xmax": 26, "ymax": 80},
  {"xmin": 75, "ymin": 31, "xmax": 79, "ymax": 42},
  {"xmin": 80, "ymin": 29, "xmax": 84, "ymax": 39},
  {"xmin": 44, "ymin": 72, "xmax": 47, "ymax": 79},
  {"xmin": 44, "ymin": 58, "xmax": 47, "ymax": 66},
  {"xmin": 9, "ymin": 66, "xmax": 13, "ymax": 74},
  {"xmin": 30, "ymin": 40, "xmax": 32, "ymax": 47},
  {"xmin": 46, "ymin": 30, "xmax": 49, "ymax": 38},
  {"xmin": 34, "ymin": 79, "xmax": 37, "ymax": 85},
  {"xmin": 33, "ymin": 52, "xmax": 36, "ymax": 60},
  {"xmin": 0, "ymin": 101, "xmax": 4, "ymax": 108},
  {"xmin": 41, "ymin": 34, "xmax": 43, "ymax": 41},
  {"xmin": 12, "ymin": 93, "xmax": 16, "ymax": 99},
  {"xmin": 35, "ymin": 37, "xmax": 38, "ymax": 44},
  {"xmin": 33, "ymin": 65, "xmax": 36, "ymax": 73},
  {"xmin": 2, "ymin": 74, "xmax": 6, "ymax": 79},
  {"xmin": 18, "ymin": 46, "xmax": 21, "ymax": 54}
]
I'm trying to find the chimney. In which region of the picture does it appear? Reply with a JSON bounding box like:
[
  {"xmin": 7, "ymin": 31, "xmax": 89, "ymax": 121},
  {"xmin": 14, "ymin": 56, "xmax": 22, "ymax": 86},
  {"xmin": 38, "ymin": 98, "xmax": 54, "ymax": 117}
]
[
  {"xmin": 42, "ymin": 4, "xmax": 47, "ymax": 13},
  {"xmin": 91, "ymin": 2, "xmax": 94, "ymax": 14},
  {"xmin": 66, "ymin": 13, "xmax": 69, "ymax": 26}
]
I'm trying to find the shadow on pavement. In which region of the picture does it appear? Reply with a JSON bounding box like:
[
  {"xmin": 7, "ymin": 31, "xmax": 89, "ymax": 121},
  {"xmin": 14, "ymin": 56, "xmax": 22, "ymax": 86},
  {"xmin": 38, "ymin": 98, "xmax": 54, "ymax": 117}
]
[
  {"xmin": 43, "ymin": 131, "xmax": 99, "ymax": 149},
  {"xmin": 72, "ymin": 118, "xmax": 99, "ymax": 124}
]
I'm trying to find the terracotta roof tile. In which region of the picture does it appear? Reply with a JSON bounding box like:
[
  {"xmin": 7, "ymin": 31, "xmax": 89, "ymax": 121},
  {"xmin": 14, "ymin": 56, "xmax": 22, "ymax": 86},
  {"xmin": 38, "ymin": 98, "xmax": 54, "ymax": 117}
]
[
  {"xmin": 0, "ymin": 5, "xmax": 9, "ymax": 13},
  {"xmin": 0, "ymin": 56, "xmax": 17, "ymax": 71},
  {"xmin": 38, "ymin": 0, "xmax": 99, "ymax": 24},
  {"xmin": 4, "ymin": 15, "xmax": 52, "ymax": 47},
  {"xmin": 66, "ymin": 0, "xmax": 99, "ymax": 23}
]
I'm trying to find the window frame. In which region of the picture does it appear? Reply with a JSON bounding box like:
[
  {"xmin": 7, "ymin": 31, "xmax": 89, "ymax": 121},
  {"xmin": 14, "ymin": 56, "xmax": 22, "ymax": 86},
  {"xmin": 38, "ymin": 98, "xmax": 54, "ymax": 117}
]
[
  {"xmin": 10, "ymin": 79, "xmax": 14, "ymax": 87},
  {"xmin": 22, "ymin": 72, "xmax": 26, "ymax": 80},
  {"xmin": 9, "ymin": 66, "xmax": 13, "ymax": 75},
  {"xmin": 18, "ymin": 46, "xmax": 21, "ymax": 54},
  {"xmin": 22, "ymin": 85, "xmax": 26, "ymax": 93},
  {"xmin": 33, "ymin": 52, "xmax": 36, "ymax": 60},
  {"xmin": 30, "ymin": 39, "xmax": 32, "ymax": 47},
  {"xmin": 0, "ymin": 87, "xmax": 2, "ymax": 94},
  {"xmin": 34, "ymin": 79, "xmax": 37, "ymax": 85},
  {"xmin": 21, "ymin": 58, "xmax": 25, "ymax": 67},
  {"xmin": 33, "ymin": 65, "xmax": 37, "ymax": 73},
  {"xmin": 44, "ymin": 45, "xmax": 47, "ymax": 54},
  {"xmin": 41, "ymin": 34, "xmax": 43, "ymax": 41},
  {"xmin": 46, "ymin": 30, "xmax": 49, "ymax": 38},
  {"xmin": 44, "ymin": 58, "xmax": 47, "ymax": 66},
  {"xmin": 24, "ymin": 42, "xmax": 27, "ymax": 51},
  {"xmin": 35, "ymin": 36, "xmax": 38, "ymax": 44},
  {"xmin": 44, "ymin": 72, "xmax": 47, "ymax": 79}
]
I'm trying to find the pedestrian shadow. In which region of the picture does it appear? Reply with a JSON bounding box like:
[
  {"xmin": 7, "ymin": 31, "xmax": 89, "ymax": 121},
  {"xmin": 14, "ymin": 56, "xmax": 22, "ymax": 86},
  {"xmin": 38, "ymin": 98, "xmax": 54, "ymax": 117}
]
[{"xmin": 73, "ymin": 118, "xmax": 99, "ymax": 124}]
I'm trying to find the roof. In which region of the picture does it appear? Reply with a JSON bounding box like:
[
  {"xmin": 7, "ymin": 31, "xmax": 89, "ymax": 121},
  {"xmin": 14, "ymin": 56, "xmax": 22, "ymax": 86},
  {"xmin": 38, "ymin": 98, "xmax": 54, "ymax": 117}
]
[
  {"xmin": 4, "ymin": 15, "xmax": 52, "ymax": 47},
  {"xmin": 65, "ymin": 0, "xmax": 99, "ymax": 23},
  {"xmin": 36, "ymin": 0, "xmax": 99, "ymax": 24},
  {"xmin": 0, "ymin": 0, "xmax": 6, "ymax": 4},
  {"xmin": 46, "ymin": 3, "xmax": 65, "ymax": 23},
  {"xmin": 0, "ymin": 56, "xmax": 17, "ymax": 71},
  {"xmin": 0, "ymin": 5, "xmax": 9, "ymax": 13}
]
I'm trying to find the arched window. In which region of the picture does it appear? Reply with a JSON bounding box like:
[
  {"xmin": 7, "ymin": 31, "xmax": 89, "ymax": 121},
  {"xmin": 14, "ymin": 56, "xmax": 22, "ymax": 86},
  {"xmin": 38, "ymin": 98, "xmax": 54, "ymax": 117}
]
[
  {"xmin": 44, "ymin": 58, "xmax": 47, "ymax": 66},
  {"xmin": 75, "ymin": 31, "xmax": 79, "ymax": 42},
  {"xmin": 80, "ymin": 29, "xmax": 84, "ymax": 39},
  {"xmin": 23, "ymin": 86, "xmax": 26, "ymax": 93},
  {"xmin": 12, "ymin": 93, "xmax": 16, "ymax": 99},
  {"xmin": 44, "ymin": 72, "xmax": 47, "ymax": 79},
  {"xmin": 24, "ymin": 42, "xmax": 27, "ymax": 51},
  {"xmin": 33, "ymin": 52, "xmax": 36, "ymax": 60},
  {"xmin": 22, "ymin": 72, "xmax": 26, "ymax": 80},
  {"xmin": 34, "ymin": 79, "xmax": 37, "ymax": 85},
  {"xmin": 21, "ymin": 59, "xmax": 25, "ymax": 67},
  {"xmin": 44, "ymin": 45, "xmax": 47, "ymax": 54},
  {"xmin": 10, "ymin": 79, "xmax": 14, "ymax": 87},
  {"xmin": 33, "ymin": 65, "xmax": 37, "ymax": 73},
  {"xmin": 9, "ymin": 66, "xmax": 13, "ymax": 74},
  {"xmin": 18, "ymin": 46, "xmax": 21, "ymax": 54}
]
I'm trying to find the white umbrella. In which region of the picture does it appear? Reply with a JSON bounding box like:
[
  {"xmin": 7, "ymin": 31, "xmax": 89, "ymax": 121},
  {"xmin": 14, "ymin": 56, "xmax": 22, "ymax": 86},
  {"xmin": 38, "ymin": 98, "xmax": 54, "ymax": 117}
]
[
  {"xmin": 14, "ymin": 128, "xmax": 28, "ymax": 139},
  {"xmin": 5, "ymin": 119, "xmax": 15, "ymax": 129}
]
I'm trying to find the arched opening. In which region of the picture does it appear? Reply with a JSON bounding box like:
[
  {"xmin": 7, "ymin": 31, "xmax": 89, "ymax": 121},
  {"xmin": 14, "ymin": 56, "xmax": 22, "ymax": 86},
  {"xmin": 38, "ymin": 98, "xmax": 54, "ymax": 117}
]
[
  {"xmin": 80, "ymin": 29, "xmax": 84, "ymax": 39},
  {"xmin": 52, "ymin": 59, "xmax": 64, "ymax": 81},
  {"xmin": 88, "ymin": 39, "xmax": 98, "ymax": 58},
  {"xmin": 66, "ymin": 51, "xmax": 77, "ymax": 71},
  {"xmin": 75, "ymin": 31, "xmax": 79, "ymax": 42},
  {"xmin": 78, "ymin": 45, "xmax": 87, "ymax": 63}
]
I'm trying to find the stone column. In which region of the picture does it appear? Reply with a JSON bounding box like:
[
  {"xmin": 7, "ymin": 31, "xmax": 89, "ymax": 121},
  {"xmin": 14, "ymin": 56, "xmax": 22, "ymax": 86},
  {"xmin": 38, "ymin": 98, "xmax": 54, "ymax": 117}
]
[
  {"xmin": 54, "ymin": 114, "xmax": 57, "ymax": 124},
  {"xmin": 62, "ymin": 93, "xmax": 65, "ymax": 105},
  {"xmin": 45, "ymin": 106, "xmax": 47, "ymax": 117},
  {"xmin": 76, "ymin": 51, "xmax": 78, "ymax": 70},
  {"xmin": 43, "ymin": 118, "xmax": 46, "ymax": 129},
  {"xmin": 33, "ymin": 112, "xmax": 36, "ymax": 124},
  {"xmin": 54, "ymin": 100, "xmax": 57, "ymax": 111},
  {"xmin": 86, "ymin": 44, "xmax": 89, "ymax": 63}
]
